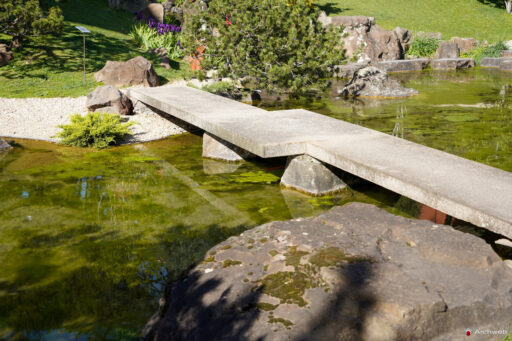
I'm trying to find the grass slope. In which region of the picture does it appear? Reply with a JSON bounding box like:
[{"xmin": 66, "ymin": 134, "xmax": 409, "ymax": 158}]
[
  {"xmin": 318, "ymin": 0, "xmax": 512, "ymax": 42},
  {"xmin": 0, "ymin": 0, "xmax": 189, "ymax": 98}
]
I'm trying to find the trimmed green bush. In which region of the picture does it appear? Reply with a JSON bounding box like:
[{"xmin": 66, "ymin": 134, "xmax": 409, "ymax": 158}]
[
  {"xmin": 462, "ymin": 41, "xmax": 507, "ymax": 63},
  {"xmin": 183, "ymin": 0, "xmax": 345, "ymax": 95},
  {"xmin": 406, "ymin": 36, "xmax": 440, "ymax": 58},
  {"xmin": 55, "ymin": 112, "xmax": 134, "ymax": 148}
]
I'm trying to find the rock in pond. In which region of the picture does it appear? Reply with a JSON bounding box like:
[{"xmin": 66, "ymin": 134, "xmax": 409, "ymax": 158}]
[
  {"xmin": 94, "ymin": 56, "xmax": 159, "ymax": 87},
  {"xmin": 0, "ymin": 137, "xmax": 12, "ymax": 151},
  {"xmin": 339, "ymin": 66, "xmax": 417, "ymax": 98},
  {"xmin": 86, "ymin": 85, "xmax": 133, "ymax": 115},
  {"xmin": 143, "ymin": 202, "xmax": 512, "ymax": 341}
]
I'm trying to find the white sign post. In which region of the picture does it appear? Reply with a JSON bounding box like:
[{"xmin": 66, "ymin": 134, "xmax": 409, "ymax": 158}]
[{"xmin": 75, "ymin": 26, "xmax": 91, "ymax": 86}]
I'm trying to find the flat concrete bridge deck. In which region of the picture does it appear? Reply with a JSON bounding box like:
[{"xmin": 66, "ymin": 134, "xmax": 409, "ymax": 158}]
[{"xmin": 127, "ymin": 86, "xmax": 512, "ymax": 239}]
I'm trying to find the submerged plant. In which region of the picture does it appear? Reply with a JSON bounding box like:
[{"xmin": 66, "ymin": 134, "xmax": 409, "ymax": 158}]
[{"xmin": 55, "ymin": 112, "xmax": 134, "ymax": 149}]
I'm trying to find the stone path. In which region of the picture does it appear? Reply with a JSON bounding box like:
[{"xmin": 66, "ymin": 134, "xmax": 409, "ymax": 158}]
[{"xmin": 127, "ymin": 86, "xmax": 512, "ymax": 239}]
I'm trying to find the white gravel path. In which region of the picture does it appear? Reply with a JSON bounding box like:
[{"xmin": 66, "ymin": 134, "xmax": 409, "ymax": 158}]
[{"xmin": 0, "ymin": 94, "xmax": 187, "ymax": 144}]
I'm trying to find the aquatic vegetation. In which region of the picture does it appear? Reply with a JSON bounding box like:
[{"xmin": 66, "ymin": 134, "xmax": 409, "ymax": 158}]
[{"xmin": 232, "ymin": 171, "xmax": 280, "ymax": 184}]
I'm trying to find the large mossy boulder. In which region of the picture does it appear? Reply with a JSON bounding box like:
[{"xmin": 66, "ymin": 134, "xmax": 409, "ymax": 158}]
[
  {"xmin": 94, "ymin": 56, "xmax": 159, "ymax": 88},
  {"xmin": 142, "ymin": 203, "xmax": 512, "ymax": 341}
]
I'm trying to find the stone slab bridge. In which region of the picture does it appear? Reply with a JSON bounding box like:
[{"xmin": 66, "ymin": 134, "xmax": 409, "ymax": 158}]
[{"xmin": 127, "ymin": 86, "xmax": 512, "ymax": 239}]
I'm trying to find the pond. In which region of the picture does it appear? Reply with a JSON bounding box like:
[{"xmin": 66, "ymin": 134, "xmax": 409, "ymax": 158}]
[
  {"xmin": 1, "ymin": 69, "xmax": 511, "ymax": 340},
  {"xmin": 267, "ymin": 69, "xmax": 512, "ymax": 172},
  {"xmin": 0, "ymin": 135, "xmax": 418, "ymax": 340}
]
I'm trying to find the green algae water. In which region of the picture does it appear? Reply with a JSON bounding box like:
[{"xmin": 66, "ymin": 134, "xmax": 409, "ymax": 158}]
[
  {"xmin": 0, "ymin": 135, "xmax": 412, "ymax": 341},
  {"xmin": 1, "ymin": 69, "xmax": 512, "ymax": 340},
  {"xmin": 268, "ymin": 69, "xmax": 512, "ymax": 172}
]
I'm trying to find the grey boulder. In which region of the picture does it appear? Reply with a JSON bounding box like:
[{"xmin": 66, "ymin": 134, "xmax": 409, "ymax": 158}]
[
  {"xmin": 0, "ymin": 44, "xmax": 13, "ymax": 67},
  {"xmin": 449, "ymin": 37, "xmax": 477, "ymax": 54},
  {"xmin": 95, "ymin": 56, "xmax": 159, "ymax": 87},
  {"xmin": 86, "ymin": 85, "xmax": 133, "ymax": 115},
  {"xmin": 0, "ymin": 137, "xmax": 12, "ymax": 151},
  {"xmin": 339, "ymin": 66, "xmax": 417, "ymax": 98},
  {"xmin": 142, "ymin": 202, "xmax": 512, "ymax": 341},
  {"xmin": 435, "ymin": 42, "xmax": 459, "ymax": 59}
]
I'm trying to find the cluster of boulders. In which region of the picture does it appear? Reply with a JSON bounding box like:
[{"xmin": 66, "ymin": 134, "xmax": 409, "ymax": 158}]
[
  {"xmin": 319, "ymin": 13, "xmax": 411, "ymax": 63},
  {"xmin": 86, "ymin": 55, "xmax": 160, "ymax": 115}
]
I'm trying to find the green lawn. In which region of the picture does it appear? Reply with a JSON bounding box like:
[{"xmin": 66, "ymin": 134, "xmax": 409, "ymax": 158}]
[
  {"xmin": 317, "ymin": 0, "xmax": 512, "ymax": 42},
  {"xmin": 0, "ymin": 0, "xmax": 190, "ymax": 98}
]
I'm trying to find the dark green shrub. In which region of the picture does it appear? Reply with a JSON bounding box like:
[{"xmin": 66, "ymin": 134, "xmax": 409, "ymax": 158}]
[
  {"xmin": 55, "ymin": 112, "xmax": 134, "ymax": 148},
  {"xmin": 183, "ymin": 0, "xmax": 345, "ymax": 95},
  {"xmin": 462, "ymin": 41, "xmax": 507, "ymax": 63},
  {"xmin": 406, "ymin": 36, "xmax": 440, "ymax": 58}
]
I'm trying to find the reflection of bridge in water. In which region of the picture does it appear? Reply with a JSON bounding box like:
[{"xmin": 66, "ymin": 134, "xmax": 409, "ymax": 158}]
[{"xmin": 127, "ymin": 86, "xmax": 512, "ymax": 239}]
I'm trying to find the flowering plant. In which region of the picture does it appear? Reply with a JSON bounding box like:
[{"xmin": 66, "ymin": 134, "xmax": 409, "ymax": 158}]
[{"xmin": 130, "ymin": 14, "xmax": 183, "ymax": 59}]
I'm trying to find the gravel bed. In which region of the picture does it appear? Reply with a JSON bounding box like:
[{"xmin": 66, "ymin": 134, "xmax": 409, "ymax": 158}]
[{"xmin": 0, "ymin": 95, "xmax": 187, "ymax": 144}]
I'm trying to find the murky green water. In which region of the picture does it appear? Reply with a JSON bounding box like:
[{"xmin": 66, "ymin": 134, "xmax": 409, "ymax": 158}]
[
  {"xmin": 268, "ymin": 69, "xmax": 512, "ymax": 172},
  {"xmin": 0, "ymin": 135, "xmax": 412, "ymax": 340},
  {"xmin": 1, "ymin": 69, "xmax": 512, "ymax": 340}
]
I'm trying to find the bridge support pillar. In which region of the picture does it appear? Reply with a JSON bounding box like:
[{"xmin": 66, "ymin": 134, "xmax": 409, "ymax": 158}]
[
  {"xmin": 281, "ymin": 154, "xmax": 347, "ymax": 196},
  {"xmin": 202, "ymin": 132, "xmax": 253, "ymax": 162}
]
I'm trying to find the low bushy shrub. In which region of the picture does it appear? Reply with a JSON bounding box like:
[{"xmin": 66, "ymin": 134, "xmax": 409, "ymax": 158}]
[
  {"xmin": 130, "ymin": 18, "xmax": 183, "ymax": 59},
  {"xmin": 462, "ymin": 41, "xmax": 507, "ymax": 63},
  {"xmin": 183, "ymin": 0, "xmax": 345, "ymax": 95},
  {"xmin": 406, "ymin": 36, "xmax": 440, "ymax": 57},
  {"xmin": 55, "ymin": 112, "xmax": 134, "ymax": 148}
]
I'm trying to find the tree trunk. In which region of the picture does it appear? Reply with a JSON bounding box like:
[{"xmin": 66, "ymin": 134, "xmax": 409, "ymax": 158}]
[{"xmin": 506, "ymin": 0, "xmax": 512, "ymax": 14}]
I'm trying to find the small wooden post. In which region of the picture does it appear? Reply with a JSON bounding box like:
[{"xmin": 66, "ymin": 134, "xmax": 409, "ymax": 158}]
[{"xmin": 75, "ymin": 26, "xmax": 91, "ymax": 87}]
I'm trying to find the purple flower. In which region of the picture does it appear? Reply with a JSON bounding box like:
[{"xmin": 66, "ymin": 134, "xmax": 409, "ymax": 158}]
[
  {"xmin": 148, "ymin": 19, "xmax": 157, "ymax": 29},
  {"xmin": 175, "ymin": 26, "xmax": 181, "ymax": 33},
  {"xmin": 134, "ymin": 11, "xmax": 143, "ymax": 21},
  {"xmin": 177, "ymin": 41, "xmax": 184, "ymax": 50}
]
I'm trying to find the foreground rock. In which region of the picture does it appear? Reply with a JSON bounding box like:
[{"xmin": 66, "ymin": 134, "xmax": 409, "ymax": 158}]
[
  {"xmin": 0, "ymin": 44, "xmax": 13, "ymax": 67},
  {"xmin": 319, "ymin": 14, "xmax": 410, "ymax": 62},
  {"xmin": 86, "ymin": 85, "xmax": 133, "ymax": 115},
  {"xmin": 94, "ymin": 56, "xmax": 159, "ymax": 87},
  {"xmin": 339, "ymin": 67, "xmax": 417, "ymax": 98},
  {"xmin": 0, "ymin": 137, "xmax": 12, "ymax": 151},
  {"xmin": 431, "ymin": 58, "xmax": 475, "ymax": 70},
  {"xmin": 143, "ymin": 203, "xmax": 512, "ymax": 341}
]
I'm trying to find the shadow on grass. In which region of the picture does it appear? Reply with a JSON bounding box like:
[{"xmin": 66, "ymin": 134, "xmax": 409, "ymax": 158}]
[
  {"xmin": 477, "ymin": 0, "xmax": 506, "ymax": 9},
  {"xmin": 316, "ymin": 2, "xmax": 350, "ymax": 15}
]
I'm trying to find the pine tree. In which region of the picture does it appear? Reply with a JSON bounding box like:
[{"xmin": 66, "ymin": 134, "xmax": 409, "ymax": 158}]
[
  {"xmin": 0, "ymin": 0, "xmax": 64, "ymax": 48},
  {"xmin": 183, "ymin": 0, "xmax": 345, "ymax": 96}
]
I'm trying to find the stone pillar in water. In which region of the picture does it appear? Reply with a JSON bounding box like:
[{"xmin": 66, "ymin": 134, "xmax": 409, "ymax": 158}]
[
  {"xmin": 202, "ymin": 132, "xmax": 253, "ymax": 162},
  {"xmin": 280, "ymin": 154, "xmax": 347, "ymax": 196}
]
